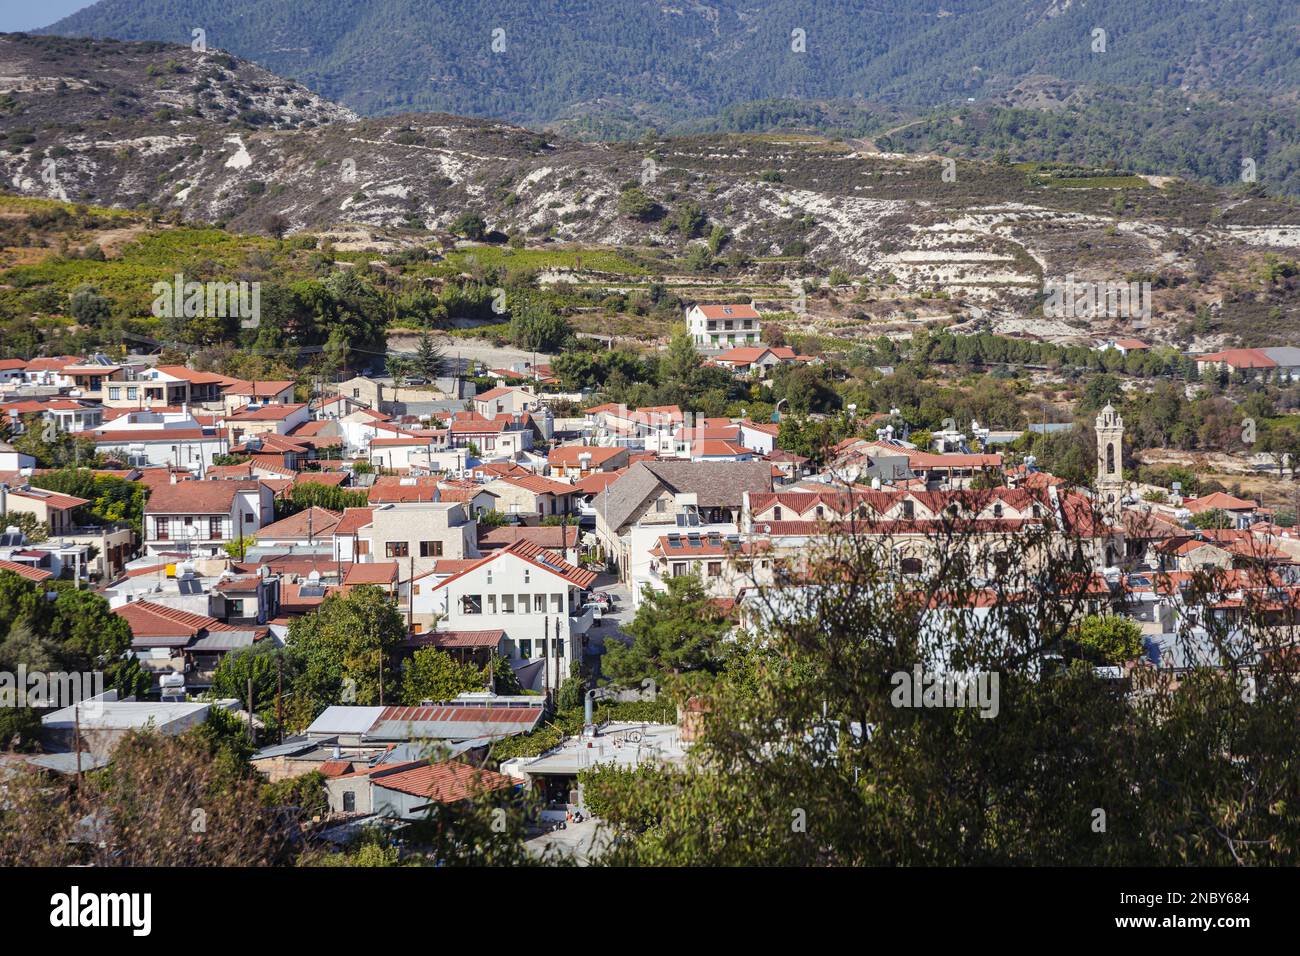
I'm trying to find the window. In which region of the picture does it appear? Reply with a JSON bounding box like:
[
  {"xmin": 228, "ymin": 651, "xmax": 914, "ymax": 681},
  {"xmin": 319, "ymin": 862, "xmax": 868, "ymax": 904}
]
[
  {"xmin": 707, "ymin": 561, "xmax": 722, "ymax": 577},
  {"xmin": 461, "ymin": 594, "xmax": 482, "ymax": 614},
  {"xmin": 412, "ymin": 622, "xmax": 423, "ymax": 634},
  {"xmin": 127, "ymin": 387, "xmax": 138, "ymax": 400},
  {"xmin": 517, "ymin": 593, "xmax": 530, "ymax": 614},
  {"xmin": 487, "ymin": 594, "xmax": 497, "ymax": 614},
  {"xmin": 244, "ymin": 512, "xmax": 254, "ymax": 524},
  {"xmin": 902, "ymin": 500, "xmax": 915, "ymax": 520},
  {"xmin": 208, "ymin": 517, "xmax": 222, "ymax": 540},
  {"xmin": 108, "ymin": 387, "xmax": 121, "ymax": 401},
  {"xmin": 655, "ymin": 499, "xmax": 667, "ymax": 513},
  {"xmin": 419, "ymin": 540, "xmax": 443, "ymax": 558},
  {"xmin": 900, "ymin": 557, "xmax": 923, "ymax": 575},
  {"xmin": 672, "ymin": 563, "xmax": 687, "ymax": 577},
  {"xmin": 386, "ymin": 542, "xmax": 409, "ymax": 558},
  {"xmin": 342, "ymin": 792, "xmax": 355, "ymax": 813},
  {"xmin": 554, "ymin": 640, "xmax": 564, "ymax": 659},
  {"xmin": 534, "ymin": 594, "xmax": 545, "ymax": 612},
  {"xmin": 993, "ymin": 504, "xmax": 1004, "ymax": 519},
  {"xmin": 523, "ymin": 569, "xmax": 530, "ymax": 583},
  {"xmin": 519, "ymin": 639, "xmax": 532, "ymax": 659},
  {"xmin": 502, "ymin": 594, "xmax": 515, "ymax": 614},
  {"xmin": 773, "ymin": 506, "xmax": 783, "ymax": 520},
  {"xmin": 551, "ymin": 593, "xmax": 563, "ymax": 613}
]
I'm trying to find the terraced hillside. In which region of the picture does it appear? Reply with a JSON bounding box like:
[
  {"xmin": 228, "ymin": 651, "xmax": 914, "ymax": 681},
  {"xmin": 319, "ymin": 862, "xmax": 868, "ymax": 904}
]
[{"xmin": 2, "ymin": 33, "xmax": 1299, "ymax": 350}]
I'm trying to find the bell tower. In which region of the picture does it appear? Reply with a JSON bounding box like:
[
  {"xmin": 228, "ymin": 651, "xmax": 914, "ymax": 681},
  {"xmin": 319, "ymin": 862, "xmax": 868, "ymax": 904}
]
[{"xmin": 1095, "ymin": 403, "xmax": 1124, "ymax": 519}]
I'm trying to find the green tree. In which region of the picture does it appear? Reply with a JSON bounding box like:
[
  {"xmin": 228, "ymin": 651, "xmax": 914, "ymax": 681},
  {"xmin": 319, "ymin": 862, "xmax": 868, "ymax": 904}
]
[
  {"xmin": 617, "ymin": 187, "xmax": 659, "ymax": 221},
  {"xmin": 1191, "ymin": 508, "xmax": 1234, "ymax": 530},
  {"xmin": 211, "ymin": 644, "xmax": 283, "ymax": 716},
  {"xmin": 603, "ymin": 574, "xmax": 730, "ymax": 687},
  {"xmin": 401, "ymin": 647, "xmax": 488, "ymax": 705},
  {"xmin": 414, "ymin": 331, "xmax": 445, "ymax": 381},
  {"xmin": 285, "ymin": 585, "xmax": 407, "ymax": 717},
  {"xmin": 1071, "ymin": 614, "xmax": 1145, "ymax": 665},
  {"xmin": 509, "ymin": 304, "xmax": 571, "ymax": 352},
  {"xmin": 451, "ymin": 212, "xmax": 487, "ymax": 240}
]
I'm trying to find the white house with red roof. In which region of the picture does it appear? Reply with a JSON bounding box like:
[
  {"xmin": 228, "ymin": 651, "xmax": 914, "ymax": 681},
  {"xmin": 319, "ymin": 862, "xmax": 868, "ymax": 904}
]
[
  {"xmin": 485, "ymin": 473, "xmax": 578, "ymax": 518},
  {"xmin": 103, "ymin": 364, "xmax": 239, "ymax": 409},
  {"xmin": 142, "ymin": 478, "xmax": 274, "ymax": 557},
  {"xmin": 709, "ymin": 345, "xmax": 809, "ymax": 375},
  {"xmin": 1195, "ymin": 347, "xmax": 1300, "ymax": 380},
  {"xmin": 471, "ymin": 385, "xmax": 542, "ymax": 419},
  {"xmin": 425, "ymin": 540, "xmax": 599, "ymax": 690},
  {"xmin": 547, "ymin": 445, "xmax": 629, "ymax": 478},
  {"xmin": 686, "ymin": 303, "xmax": 761, "ymax": 349}
]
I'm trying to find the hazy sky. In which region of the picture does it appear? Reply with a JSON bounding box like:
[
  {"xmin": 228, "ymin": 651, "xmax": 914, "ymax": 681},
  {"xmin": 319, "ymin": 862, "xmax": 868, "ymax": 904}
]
[{"xmin": 0, "ymin": 0, "xmax": 95, "ymax": 33}]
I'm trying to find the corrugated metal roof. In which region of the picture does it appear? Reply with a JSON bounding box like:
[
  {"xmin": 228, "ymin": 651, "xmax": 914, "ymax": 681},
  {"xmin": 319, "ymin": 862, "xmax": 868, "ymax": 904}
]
[{"xmin": 305, "ymin": 706, "xmax": 386, "ymax": 736}]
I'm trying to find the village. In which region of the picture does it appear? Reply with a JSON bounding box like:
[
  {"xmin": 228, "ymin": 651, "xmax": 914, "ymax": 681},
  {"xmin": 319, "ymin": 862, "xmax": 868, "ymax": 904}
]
[{"xmin": 0, "ymin": 296, "xmax": 1296, "ymax": 860}]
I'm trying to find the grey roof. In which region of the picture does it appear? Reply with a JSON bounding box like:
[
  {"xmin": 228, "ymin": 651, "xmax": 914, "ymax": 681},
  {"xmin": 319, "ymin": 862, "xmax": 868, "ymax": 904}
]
[
  {"xmin": 20, "ymin": 751, "xmax": 112, "ymax": 775},
  {"xmin": 1263, "ymin": 346, "xmax": 1300, "ymax": 367},
  {"xmin": 305, "ymin": 706, "xmax": 386, "ymax": 736},
  {"xmin": 188, "ymin": 629, "xmax": 262, "ymax": 653},
  {"xmin": 251, "ymin": 737, "xmax": 319, "ymax": 760},
  {"xmin": 591, "ymin": 460, "xmax": 774, "ymax": 531}
]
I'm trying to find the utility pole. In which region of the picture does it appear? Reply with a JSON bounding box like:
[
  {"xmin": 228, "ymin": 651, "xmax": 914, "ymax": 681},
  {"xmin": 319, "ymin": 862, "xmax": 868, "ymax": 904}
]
[
  {"xmin": 378, "ymin": 648, "xmax": 385, "ymax": 706},
  {"xmin": 543, "ymin": 615, "xmax": 550, "ymax": 702},
  {"xmin": 276, "ymin": 656, "xmax": 284, "ymax": 745},
  {"xmin": 74, "ymin": 705, "xmax": 82, "ymax": 787},
  {"xmin": 246, "ymin": 676, "xmax": 254, "ymax": 742}
]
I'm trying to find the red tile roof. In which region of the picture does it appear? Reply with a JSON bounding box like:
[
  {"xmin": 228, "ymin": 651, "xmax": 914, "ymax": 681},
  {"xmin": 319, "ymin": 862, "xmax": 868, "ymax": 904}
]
[
  {"xmin": 1197, "ymin": 348, "xmax": 1276, "ymax": 369},
  {"xmin": 547, "ymin": 445, "xmax": 626, "ymax": 467},
  {"xmin": 144, "ymin": 480, "xmax": 263, "ymax": 514},
  {"xmin": 493, "ymin": 474, "xmax": 575, "ymax": 496},
  {"xmin": 368, "ymin": 760, "xmax": 514, "ymax": 802},
  {"xmin": 254, "ymin": 506, "xmax": 342, "ymax": 540},
  {"xmin": 410, "ymin": 629, "xmax": 506, "ymax": 649},
  {"xmin": 343, "ymin": 562, "xmax": 399, "ymax": 586},
  {"xmin": 228, "ymin": 403, "xmax": 307, "ymax": 422},
  {"xmin": 0, "ymin": 559, "xmax": 52, "ymax": 583},
  {"xmin": 694, "ymin": 303, "xmax": 760, "ymax": 319},
  {"xmin": 334, "ymin": 507, "xmax": 375, "ymax": 535}
]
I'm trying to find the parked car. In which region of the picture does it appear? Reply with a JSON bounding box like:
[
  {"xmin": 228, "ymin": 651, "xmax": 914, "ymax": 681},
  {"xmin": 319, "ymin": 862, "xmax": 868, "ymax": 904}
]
[{"xmin": 580, "ymin": 602, "xmax": 604, "ymax": 621}]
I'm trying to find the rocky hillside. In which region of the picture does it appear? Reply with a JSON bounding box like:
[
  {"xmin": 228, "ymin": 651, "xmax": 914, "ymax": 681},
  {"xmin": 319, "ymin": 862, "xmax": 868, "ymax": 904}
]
[{"xmin": 3, "ymin": 33, "xmax": 1299, "ymax": 348}]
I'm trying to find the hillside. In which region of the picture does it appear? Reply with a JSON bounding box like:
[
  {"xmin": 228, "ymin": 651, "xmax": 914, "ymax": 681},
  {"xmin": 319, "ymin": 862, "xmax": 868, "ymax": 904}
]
[
  {"xmin": 41, "ymin": 0, "xmax": 1300, "ymax": 125},
  {"xmin": 2, "ymin": 32, "xmax": 1299, "ymax": 354}
]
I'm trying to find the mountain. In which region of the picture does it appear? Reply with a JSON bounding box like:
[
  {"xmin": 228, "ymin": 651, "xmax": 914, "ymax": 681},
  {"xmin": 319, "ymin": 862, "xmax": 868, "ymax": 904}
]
[{"xmin": 39, "ymin": 0, "xmax": 1300, "ymax": 126}]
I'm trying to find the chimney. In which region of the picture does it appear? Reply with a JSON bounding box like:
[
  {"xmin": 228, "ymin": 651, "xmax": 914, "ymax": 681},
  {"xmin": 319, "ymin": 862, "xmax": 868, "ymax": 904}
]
[{"xmin": 169, "ymin": 472, "xmax": 178, "ymax": 485}]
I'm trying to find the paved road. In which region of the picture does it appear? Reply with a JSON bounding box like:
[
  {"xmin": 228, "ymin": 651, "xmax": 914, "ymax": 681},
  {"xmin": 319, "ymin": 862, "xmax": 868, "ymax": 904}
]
[{"xmin": 584, "ymin": 576, "xmax": 632, "ymax": 681}]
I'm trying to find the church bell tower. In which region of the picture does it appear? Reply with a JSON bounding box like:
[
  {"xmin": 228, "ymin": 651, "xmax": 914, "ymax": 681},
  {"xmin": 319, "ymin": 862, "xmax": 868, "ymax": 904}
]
[{"xmin": 1095, "ymin": 403, "xmax": 1124, "ymax": 520}]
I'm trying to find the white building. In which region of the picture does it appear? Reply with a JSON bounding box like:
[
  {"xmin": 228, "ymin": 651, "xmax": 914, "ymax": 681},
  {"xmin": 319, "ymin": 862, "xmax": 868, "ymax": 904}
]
[
  {"xmin": 686, "ymin": 303, "xmax": 762, "ymax": 349},
  {"xmin": 425, "ymin": 540, "xmax": 598, "ymax": 691}
]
